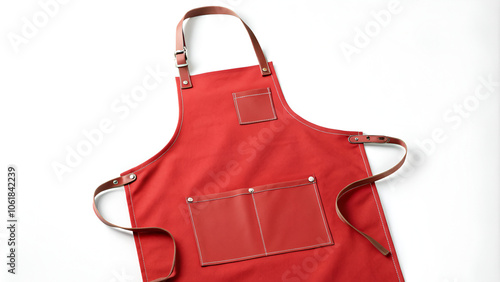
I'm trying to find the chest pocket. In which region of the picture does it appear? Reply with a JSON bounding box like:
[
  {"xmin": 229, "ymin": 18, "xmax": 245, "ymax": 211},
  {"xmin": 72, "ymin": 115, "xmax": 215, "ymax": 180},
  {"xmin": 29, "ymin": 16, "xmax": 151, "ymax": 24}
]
[{"xmin": 232, "ymin": 87, "xmax": 277, "ymax": 125}]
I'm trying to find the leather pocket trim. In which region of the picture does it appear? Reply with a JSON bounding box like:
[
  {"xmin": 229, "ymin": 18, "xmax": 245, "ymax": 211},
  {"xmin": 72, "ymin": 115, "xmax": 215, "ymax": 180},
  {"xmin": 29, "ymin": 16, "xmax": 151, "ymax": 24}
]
[{"xmin": 187, "ymin": 176, "xmax": 333, "ymax": 266}]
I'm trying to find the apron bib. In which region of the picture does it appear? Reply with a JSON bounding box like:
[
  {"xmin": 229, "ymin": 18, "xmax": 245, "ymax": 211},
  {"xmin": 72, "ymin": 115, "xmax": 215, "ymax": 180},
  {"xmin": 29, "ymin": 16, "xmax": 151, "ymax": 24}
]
[{"xmin": 94, "ymin": 6, "xmax": 407, "ymax": 282}]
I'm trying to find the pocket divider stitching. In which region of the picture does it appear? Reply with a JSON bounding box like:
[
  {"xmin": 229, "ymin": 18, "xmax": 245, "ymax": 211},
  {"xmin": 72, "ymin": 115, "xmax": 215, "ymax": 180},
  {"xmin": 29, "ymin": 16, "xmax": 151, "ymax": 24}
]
[{"xmin": 187, "ymin": 176, "xmax": 333, "ymax": 266}]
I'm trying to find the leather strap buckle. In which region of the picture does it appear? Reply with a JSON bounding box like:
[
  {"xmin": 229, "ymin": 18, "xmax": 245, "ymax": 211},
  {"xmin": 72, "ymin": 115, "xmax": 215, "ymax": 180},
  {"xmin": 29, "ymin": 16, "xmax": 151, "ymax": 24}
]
[
  {"xmin": 175, "ymin": 6, "xmax": 272, "ymax": 89},
  {"xmin": 174, "ymin": 47, "xmax": 188, "ymax": 68}
]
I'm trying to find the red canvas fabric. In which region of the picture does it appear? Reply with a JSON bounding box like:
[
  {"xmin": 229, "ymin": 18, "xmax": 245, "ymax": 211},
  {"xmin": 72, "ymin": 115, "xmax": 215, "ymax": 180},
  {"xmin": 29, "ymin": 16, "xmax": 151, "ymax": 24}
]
[{"xmin": 120, "ymin": 61, "xmax": 405, "ymax": 281}]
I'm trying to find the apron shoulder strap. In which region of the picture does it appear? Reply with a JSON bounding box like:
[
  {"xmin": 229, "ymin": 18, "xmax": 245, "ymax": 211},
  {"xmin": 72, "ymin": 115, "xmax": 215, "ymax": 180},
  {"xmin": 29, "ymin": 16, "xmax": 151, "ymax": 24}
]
[
  {"xmin": 336, "ymin": 135, "xmax": 407, "ymax": 255},
  {"xmin": 175, "ymin": 6, "xmax": 271, "ymax": 89},
  {"xmin": 93, "ymin": 173, "xmax": 176, "ymax": 281}
]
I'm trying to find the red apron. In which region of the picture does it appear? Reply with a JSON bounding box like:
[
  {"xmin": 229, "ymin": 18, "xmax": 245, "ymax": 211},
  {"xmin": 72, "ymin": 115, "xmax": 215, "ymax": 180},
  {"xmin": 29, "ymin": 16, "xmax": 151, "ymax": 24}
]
[{"xmin": 94, "ymin": 6, "xmax": 407, "ymax": 282}]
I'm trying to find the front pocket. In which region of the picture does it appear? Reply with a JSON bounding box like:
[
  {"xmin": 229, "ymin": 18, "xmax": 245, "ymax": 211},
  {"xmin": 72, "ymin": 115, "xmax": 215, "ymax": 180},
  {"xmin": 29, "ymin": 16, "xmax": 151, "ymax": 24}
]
[{"xmin": 186, "ymin": 176, "xmax": 333, "ymax": 266}]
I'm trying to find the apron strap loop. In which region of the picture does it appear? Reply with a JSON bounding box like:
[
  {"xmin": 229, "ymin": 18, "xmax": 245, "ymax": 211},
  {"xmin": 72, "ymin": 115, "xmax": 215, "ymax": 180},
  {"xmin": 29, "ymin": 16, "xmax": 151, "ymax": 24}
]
[
  {"xmin": 337, "ymin": 135, "xmax": 407, "ymax": 256},
  {"xmin": 176, "ymin": 6, "xmax": 271, "ymax": 89},
  {"xmin": 93, "ymin": 173, "xmax": 177, "ymax": 281}
]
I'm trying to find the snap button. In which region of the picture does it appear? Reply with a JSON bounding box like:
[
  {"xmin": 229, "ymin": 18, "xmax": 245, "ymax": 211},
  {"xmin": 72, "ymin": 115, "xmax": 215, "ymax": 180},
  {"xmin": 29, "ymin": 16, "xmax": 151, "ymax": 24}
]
[
  {"xmin": 187, "ymin": 197, "xmax": 193, "ymax": 203},
  {"xmin": 113, "ymin": 180, "xmax": 118, "ymax": 185},
  {"xmin": 262, "ymin": 67, "xmax": 268, "ymax": 72},
  {"xmin": 308, "ymin": 176, "xmax": 315, "ymax": 182},
  {"xmin": 248, "ymin": 188, "xmax": 255, "ymax": 193},
  {"xmin": 129, "ymin": 174, "xmax": 136, "ymax": 179},
  {"xmin": 182, "ymin": 80, "xmax": 188, "ymax": 85}
]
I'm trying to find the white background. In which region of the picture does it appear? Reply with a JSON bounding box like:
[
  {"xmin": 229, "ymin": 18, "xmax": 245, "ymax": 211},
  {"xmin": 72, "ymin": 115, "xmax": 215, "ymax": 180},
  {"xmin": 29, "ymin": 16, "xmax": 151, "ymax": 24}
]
[{"xmin": 0, "ymin": 0, "xmax": 499, "ymax": 281}]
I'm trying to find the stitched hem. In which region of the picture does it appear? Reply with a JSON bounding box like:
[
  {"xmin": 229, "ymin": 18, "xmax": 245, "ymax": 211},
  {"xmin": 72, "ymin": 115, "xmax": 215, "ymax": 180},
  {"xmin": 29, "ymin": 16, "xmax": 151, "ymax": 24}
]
[
  {"xmin": 269, "ymin": 62, "xmax": 359, "ymax": 136},
  {"xmin": 120, "ymin": 79, "xmax": 186, "ymax": 281},
  {"xmin": 358, "ymin": 143, "xmax": 403, "ymax": 282}
]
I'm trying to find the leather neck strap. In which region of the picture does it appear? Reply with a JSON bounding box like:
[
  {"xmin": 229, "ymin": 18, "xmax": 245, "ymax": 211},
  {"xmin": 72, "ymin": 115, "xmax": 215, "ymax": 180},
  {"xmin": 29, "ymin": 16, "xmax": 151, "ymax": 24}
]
[
  {"xmin": 336, "ymin": 135, "xmax": 407, "ymax": 256},
  {"xmin": 93, "ymin": 173, "xmax": 176, "ymax": 281},
  {"xmin": 175, "ymin": 6, "xmax": 271, "ymax": 89}
]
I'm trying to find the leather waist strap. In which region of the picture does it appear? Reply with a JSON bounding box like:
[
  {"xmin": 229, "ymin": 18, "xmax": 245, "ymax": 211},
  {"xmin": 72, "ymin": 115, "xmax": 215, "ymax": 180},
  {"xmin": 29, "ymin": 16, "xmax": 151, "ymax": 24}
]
[
  {"xmin": 336, "ymin": 135, "xmax": 407, "ymax": 256},
  {"xmin": 93, "ymin": 135, "xmax": 404, "ymax": 279},
  {"xmin": 93, "ymin": 173, "xmax": 176, "ymax": 281},
  {"xmin": 175, "ymin": 6, "xmax": 271, "ymax": 89}
]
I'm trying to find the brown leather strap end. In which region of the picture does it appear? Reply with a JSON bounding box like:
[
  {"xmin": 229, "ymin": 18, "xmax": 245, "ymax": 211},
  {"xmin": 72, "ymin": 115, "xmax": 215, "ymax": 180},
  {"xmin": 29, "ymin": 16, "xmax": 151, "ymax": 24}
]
[{"xmin": 369, "ymin": 238, "xmax": 390, "ymax": 256}]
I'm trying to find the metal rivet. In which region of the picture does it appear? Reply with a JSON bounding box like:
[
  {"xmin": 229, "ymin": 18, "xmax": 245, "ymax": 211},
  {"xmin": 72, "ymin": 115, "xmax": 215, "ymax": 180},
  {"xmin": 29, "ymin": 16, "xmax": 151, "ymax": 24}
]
[
  {"xmin": 262, "ymin": 68, "xmax": 268, "ymax": 72},
  {"xmin": 113, "ymin": 180, "xmax": 118, "ymax": 184},
  {"xmin": 308, "ymin": 176, "xmax": 315, "ymax": 182},
  {"xmin": 129, "ymin": 174, "xmax": 136, "ymax": 179},
  {"xmin": 187, "ymin": 197, "xmax": 193, "ymax": 203},
  {"xmin": 248, "ymin": 188, "xmax": 255, "ymax": 193},
  {"xmin": 354, "ymin": 137, "xmax": 359, "ymax": 141},
  {"xmin": 182, "ymin": 80, "xmax": 188, "ymax": 85}
]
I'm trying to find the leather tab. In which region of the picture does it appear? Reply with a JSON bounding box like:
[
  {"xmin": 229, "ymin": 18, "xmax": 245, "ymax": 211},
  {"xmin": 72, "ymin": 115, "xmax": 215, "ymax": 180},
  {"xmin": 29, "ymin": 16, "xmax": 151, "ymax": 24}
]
[
  {"xmin": 178, "ymin": 65, "xmax": 193, "ymax": 89},
  {"xmin": 94, "ymin": 173, "xmax": 137, "ymax": 195},
  {"xmin": 348, "ymin": 135, "xmax": 390, "ymax": 144}
]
